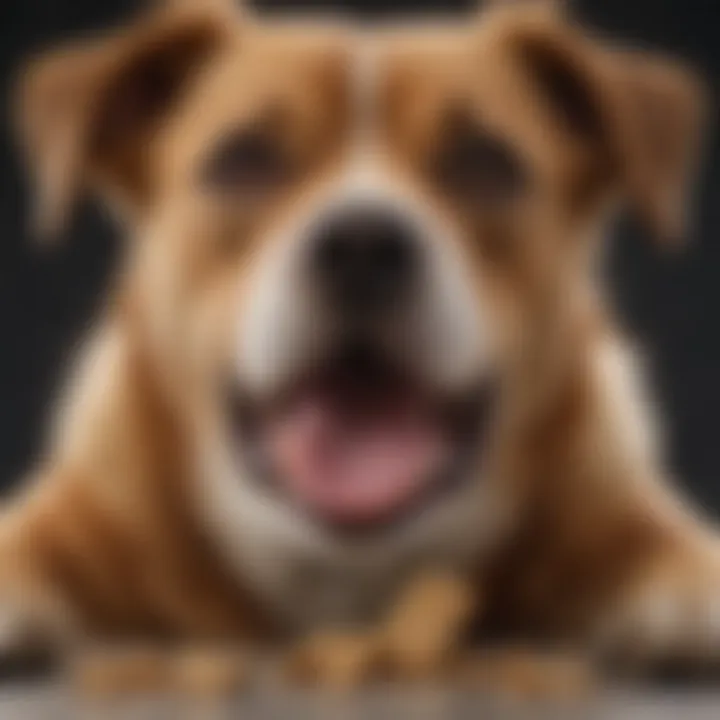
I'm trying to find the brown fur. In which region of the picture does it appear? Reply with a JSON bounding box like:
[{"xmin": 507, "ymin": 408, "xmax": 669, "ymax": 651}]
[{"xmin": 4, "ymin": 0, "xmax": 718, "ymax": 678}]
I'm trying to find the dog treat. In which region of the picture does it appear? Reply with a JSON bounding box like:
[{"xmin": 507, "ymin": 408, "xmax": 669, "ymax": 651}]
[
  {"xmin": 70, "ymin": 646, "xmax": 174, "ymax": 698},
  {"xmin": 458, "ymin": 648, "xmax": 598, "ymax": 701},
  {"xmin": 171, "ymin": 647, "xmax": 249, "ymax": 697},
  {"xmin": 380, "ymin": 570, "xmax": 476, "ymax": 679},
  {"xmin": 284, "ymin": 571, "xmax": 477, "ymax": 687},
  {"xmin": 285, "ymin": 630, "xmax": 382, "ymax": 689}
]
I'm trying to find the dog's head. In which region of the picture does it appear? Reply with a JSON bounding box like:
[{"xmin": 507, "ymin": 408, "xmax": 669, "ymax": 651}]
[{"xmin": 16, "ymin": 0, "xmax": 705, "ymax": 596}]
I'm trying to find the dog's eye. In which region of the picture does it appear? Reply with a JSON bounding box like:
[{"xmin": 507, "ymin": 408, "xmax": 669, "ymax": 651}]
[
  {"xmin": 201, "ymin": 128, "xmax": 288, "ymax": 193},
  {"xmin": 436, "ymin": 125, "xmax": 527, "ymax": 204}
]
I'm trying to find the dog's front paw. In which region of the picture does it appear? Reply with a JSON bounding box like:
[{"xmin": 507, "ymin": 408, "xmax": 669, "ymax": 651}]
[
  {"xmin": 458, "ymin": 649, "xmax": 598, "ymax": 702},
  {"xmin": 71, "ymin": 645, "xmax": 250, "ymax": 699},
  {"xmin": 0, "ymin": 602, "xmax": 62, "ymax": 682},
  {"xmin": 596, "ymin": 539, "xmax": 720, "ymax": 675}
]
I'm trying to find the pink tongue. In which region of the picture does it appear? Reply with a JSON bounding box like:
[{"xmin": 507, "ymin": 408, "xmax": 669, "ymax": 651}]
[{"xmin": 264, "ymin": 392, "xmax": 449, "ymax": 525}]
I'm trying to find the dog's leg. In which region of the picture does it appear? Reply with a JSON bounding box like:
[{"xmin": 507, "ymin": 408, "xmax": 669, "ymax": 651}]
[
  {"xmin": 0, "ymin": 578, "xmax": 76, "ymax": 682},
  {"xmin": 0, "ymin": 502, "xmax": 81, "ymax": 680},
  {"xmin": 593, "ymin": 526, "xmax": 720, "ymax": 672}
]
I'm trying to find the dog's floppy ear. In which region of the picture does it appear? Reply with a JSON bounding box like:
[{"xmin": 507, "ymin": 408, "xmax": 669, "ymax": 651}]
[
  {"xmin": 511, "ymin": 13, "xmax": 707, "ymax": 245},
  {"xmin": 15, "ymin": 1, "xmax": 237, "ymax": 241}
]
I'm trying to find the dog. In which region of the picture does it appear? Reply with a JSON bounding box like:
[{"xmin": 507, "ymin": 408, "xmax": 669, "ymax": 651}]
[{"xmin": 3, "ymin": 0, "xmax": 718, "ymax": 680}]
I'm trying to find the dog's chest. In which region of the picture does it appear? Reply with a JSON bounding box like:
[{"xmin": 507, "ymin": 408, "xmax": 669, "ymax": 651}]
[
  {"xmin": 237, "ymin": 538, "xmax": 427, "ymax": 632},
  {"xmin": 230, "ymin": 514, "xmax": 495, "ymax": 635}
]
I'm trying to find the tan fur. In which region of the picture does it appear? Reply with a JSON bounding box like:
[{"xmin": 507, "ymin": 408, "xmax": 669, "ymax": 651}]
[{"xmin": 5, "ymin": 0, "xmax": 718, "ymax": 678}]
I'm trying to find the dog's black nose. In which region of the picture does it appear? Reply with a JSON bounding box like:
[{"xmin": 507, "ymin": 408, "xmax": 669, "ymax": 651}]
[{"xmin": 312, "ymin": 204, "xmax": 418, "ymax": 315}]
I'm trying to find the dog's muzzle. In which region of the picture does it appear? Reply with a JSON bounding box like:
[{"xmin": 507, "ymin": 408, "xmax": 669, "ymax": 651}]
[{"xmin": 232, "ymin": 195, "xmax": 497, "ymax": 532}]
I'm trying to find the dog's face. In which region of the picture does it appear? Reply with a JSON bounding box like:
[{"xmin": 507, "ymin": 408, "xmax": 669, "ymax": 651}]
[{"xmin": 18, "ymin": 3, "xmax": 704, "ymax": 623}]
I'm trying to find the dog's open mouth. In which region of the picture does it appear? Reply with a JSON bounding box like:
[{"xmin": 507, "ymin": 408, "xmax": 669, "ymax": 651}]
[{"xmin": 233, "ymin": 345, "xmax": 495, "ymax": 531}]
